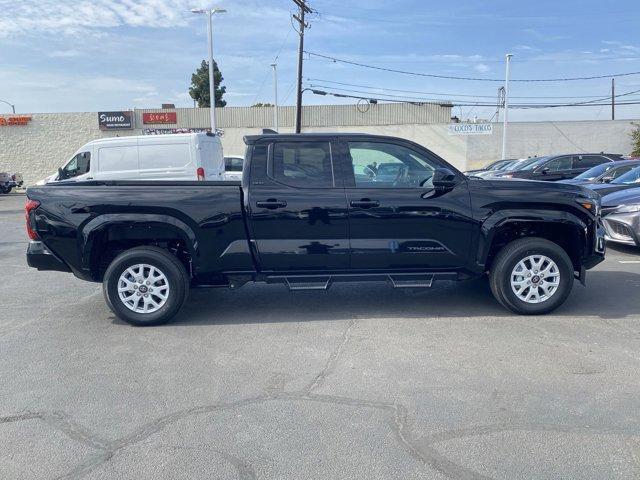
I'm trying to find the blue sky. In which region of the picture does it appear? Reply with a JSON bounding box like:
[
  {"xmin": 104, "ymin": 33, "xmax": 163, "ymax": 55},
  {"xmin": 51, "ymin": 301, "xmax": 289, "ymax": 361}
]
[{"xmin": 1, "ymin": 0, "xmax": 639, "ymax": 121}]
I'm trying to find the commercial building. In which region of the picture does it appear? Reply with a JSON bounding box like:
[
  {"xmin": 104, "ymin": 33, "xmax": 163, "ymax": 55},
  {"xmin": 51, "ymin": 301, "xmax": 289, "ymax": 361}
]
[{"xmin": 0, "ymin": 103, "xmax": 637, "ymax": 186}]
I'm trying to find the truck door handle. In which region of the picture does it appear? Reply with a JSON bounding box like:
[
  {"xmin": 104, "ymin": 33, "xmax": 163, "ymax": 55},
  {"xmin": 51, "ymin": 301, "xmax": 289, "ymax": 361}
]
[
  {"xmin": 256, "ymin": 199, "xmax": 287, "ymax": 209},
  {"xmin": 350, "ymin": 199, "xmax": 380, "ymax": 208}
]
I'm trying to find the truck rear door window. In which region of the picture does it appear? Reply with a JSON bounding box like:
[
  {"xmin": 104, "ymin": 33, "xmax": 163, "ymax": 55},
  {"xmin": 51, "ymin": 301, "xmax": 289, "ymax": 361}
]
[{"xmin": 270, "ymin": 142, "xmax": 333, "ymax": 187}]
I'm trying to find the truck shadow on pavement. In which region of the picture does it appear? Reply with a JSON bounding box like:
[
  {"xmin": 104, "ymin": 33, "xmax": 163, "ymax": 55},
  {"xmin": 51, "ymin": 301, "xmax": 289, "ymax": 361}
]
[{"xmin": 156, "ymin": 270, "xmax": 640, "ymax": 326}]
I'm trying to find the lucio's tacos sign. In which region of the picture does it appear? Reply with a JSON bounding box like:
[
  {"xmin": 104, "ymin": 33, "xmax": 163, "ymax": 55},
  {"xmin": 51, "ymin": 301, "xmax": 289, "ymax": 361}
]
[{"xmin": 98, "ymin": 111, "xmax": 133, "ymax": 130}]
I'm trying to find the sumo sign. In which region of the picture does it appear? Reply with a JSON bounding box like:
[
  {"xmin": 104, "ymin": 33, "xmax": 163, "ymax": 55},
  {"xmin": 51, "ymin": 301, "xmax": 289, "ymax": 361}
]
[
  {"xmin": 447, "ymin": 123, "xmax": 493, "ymax": 135},
  {"xmin": 98, "ymin": 111, "xmax": 133, "ymax": 130}
]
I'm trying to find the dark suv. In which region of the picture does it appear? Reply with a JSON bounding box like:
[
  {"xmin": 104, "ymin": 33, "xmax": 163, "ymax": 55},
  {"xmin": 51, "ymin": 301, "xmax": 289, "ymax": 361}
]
[{"xmin": 494, "ymin": 154, "xmax": 622, "ymax": 182}]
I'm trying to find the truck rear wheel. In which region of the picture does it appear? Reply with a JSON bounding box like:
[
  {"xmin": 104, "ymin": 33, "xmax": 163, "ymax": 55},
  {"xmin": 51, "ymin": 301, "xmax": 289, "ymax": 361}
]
[
  {"xmin": 489, "ymin": 237, "xmax": 574, "ymax": 315},
  {"xmin": 103, "ymin": 246, "xmax": 190, "ymax": 326}
]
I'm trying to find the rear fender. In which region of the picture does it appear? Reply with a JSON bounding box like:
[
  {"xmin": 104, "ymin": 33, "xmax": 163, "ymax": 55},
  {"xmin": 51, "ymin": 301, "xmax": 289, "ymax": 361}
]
[{"xmin": 80, "ymin": 214, "xmax": 199, "ymax": 276}]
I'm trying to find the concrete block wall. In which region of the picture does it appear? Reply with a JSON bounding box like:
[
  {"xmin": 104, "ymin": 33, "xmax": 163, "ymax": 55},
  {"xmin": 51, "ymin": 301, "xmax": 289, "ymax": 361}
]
[
  {"xmin": 1, "ymin": 111, "xmax": 638, "ymax": 186},
  {"xmin": 0, "ymin": 113, "xmax": 137, "ymax": 186}
]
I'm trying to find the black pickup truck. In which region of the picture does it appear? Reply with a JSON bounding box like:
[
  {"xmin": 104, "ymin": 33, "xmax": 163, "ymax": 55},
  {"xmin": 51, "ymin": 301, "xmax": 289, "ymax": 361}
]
[{"xmin": 25, "ymin": 133, "xmax": 606, "ymax": 325}]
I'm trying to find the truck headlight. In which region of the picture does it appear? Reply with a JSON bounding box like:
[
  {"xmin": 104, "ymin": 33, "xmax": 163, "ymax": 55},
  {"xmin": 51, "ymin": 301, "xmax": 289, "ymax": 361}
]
[{"xmin": 616, "ymin": 204, "xmax": 640, "ymax": 213}]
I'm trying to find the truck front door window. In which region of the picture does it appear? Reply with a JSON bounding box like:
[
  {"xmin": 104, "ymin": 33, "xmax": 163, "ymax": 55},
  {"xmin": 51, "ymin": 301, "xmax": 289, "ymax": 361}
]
[{"xmin": 348, "ymin": 142, "xmax": 435, "ymax": 188}]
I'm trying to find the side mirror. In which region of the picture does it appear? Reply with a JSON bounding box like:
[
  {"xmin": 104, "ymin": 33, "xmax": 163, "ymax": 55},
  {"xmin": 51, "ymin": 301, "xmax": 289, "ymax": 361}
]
[
  {"xmin": 540, "ymin": 167, "xmax": 550, "ymax": 175},
  {"xmin": 602, "ymin": 176, "xmax": 613, "ymax": 183},
  {"xmin": 57, "ymin": 167, "xmax": 65, "ymax": 180},
  {"xmin": 432, "ymin": 168, "xmax": 459, "ymax": 189}
]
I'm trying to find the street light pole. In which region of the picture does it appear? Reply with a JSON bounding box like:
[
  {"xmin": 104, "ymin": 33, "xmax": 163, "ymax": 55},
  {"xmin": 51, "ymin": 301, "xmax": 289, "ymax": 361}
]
[
  {"xmin": 501, "ymin": 53, "xmax": 513, "ymax": 160},
  {"xmin": 271, "ymin": 63, "xmax": 279, "ymax": 132},
  {"xmin": 0, "ymin": 99, "xmax": 15, "ymax": 113},
  {"xmin": 191, "ymin": 7, "xmax": 226, "ymax": 133}
]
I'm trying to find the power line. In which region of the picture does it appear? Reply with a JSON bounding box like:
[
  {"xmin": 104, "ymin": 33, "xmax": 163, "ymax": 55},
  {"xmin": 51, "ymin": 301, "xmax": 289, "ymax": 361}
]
[
  {"xmin": 306, "ymin": 87, "xmax": 640, "ymax": 109},
  {"xmin": 305, "ymin": 51, "xmax": 640, "ymax": 82},
  {"xmin": 307, "ymin": 83, "xmax": 640, "ymax": 106},
  {"xmin": 306, "ymin": 78, "xmax": 624, "ymax": 99}
]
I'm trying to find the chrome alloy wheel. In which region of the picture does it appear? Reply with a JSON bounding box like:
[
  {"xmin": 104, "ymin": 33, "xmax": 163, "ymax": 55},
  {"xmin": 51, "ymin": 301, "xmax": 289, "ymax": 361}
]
[
  {"xmin": 510, "ymin": 255, "xmax": 560, "ymax": 304},
  {"xmin": 117, "ymin": 264, "xmax": 170, "ymax": 314}
]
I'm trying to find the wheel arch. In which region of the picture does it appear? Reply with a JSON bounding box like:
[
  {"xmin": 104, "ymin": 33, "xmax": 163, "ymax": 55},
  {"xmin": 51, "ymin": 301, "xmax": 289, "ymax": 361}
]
[
  {"xmin": 79, "ymin": 214, "xmax": 199, "ymax": 281},
  {"xmin": 480, "ymin": 211, "xmax": 588, "ymax": 273}
]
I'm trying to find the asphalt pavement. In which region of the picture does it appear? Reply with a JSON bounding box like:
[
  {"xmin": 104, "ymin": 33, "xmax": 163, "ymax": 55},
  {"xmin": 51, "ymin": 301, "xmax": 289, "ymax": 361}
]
[{"xmin": 1, "ymin": 192, "xmax": 640, "ymax": 480}]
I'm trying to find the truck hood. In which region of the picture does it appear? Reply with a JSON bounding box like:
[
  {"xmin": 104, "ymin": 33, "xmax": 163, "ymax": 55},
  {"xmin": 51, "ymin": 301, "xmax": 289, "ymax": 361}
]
[{"xmin": 473, "ymin": 177, "xmax": 599, "ymax": 202}]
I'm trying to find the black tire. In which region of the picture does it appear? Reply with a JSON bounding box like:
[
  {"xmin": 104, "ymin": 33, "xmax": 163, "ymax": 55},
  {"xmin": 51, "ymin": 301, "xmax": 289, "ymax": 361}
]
[
  {"xmin": 489, "ymin": 237, "xmax": 574, "ymax": 315},
  {"xmin": 103, "ymin": 246, "xmax": 190, "ymax": 326},
  {"xmin": 0, "ymin": 186, "xmax": 9, "ymax": 194}
]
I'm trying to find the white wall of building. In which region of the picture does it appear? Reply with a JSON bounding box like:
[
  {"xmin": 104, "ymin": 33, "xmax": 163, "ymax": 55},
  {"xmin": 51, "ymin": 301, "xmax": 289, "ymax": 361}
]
[{"xmin": 0, "ymin": 111, "xmax": 637, "ymax": 186}]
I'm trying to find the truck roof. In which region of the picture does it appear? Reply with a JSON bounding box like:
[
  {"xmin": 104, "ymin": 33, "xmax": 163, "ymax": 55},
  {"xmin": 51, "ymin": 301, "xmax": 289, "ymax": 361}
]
[{"xmin": 243, "ymin": 132, "xmax": 401, "ymax": 144}]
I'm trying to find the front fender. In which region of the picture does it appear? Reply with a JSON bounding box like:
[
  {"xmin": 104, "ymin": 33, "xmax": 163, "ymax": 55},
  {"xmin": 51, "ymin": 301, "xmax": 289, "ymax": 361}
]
[{"xmin": 477, "ymin": 208, "xmax": 588, "ymax": 267}]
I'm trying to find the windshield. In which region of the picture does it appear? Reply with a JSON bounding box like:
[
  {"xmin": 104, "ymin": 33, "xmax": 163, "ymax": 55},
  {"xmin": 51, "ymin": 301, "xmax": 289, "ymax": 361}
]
[
  {"xmin": 496, "ymin": 160, "xmax": 517, "ymax": 170},
  {"xmin": 612, "ymin": 166, "xmax": 640, "ymax": 185},
  {"xmin": 573, "ymin": 163, "xmax": 613, "ymax": 180},
  {"xmin": 504, "ymin": 157, "xmax": 545, "ymax": 172},
  {"xmin": 520, "ymin": 157, "xmax": 551, "ymax": 171}
]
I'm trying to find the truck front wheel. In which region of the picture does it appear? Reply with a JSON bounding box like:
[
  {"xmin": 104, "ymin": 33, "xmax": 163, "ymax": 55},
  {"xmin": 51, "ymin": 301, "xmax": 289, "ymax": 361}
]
[
  {"xmin": 489, "ymin": 237, "xmax": 574, "ymax": 315},
  {"xmin": 103, "ymin": 246, "xmax": 190, "ymax": 326}
]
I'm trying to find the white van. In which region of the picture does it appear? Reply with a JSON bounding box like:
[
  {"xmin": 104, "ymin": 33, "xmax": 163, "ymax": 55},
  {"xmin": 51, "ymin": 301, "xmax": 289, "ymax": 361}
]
[{"xmin": 45, "ymin": 133, "xmax": 224, "ymax": 183}]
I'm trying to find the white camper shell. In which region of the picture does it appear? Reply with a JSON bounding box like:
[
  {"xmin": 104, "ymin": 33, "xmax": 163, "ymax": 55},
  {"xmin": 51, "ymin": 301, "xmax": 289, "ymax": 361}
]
[{"xmin": 48, "ymin": 133, "xmax": 224, "ymax": 183}]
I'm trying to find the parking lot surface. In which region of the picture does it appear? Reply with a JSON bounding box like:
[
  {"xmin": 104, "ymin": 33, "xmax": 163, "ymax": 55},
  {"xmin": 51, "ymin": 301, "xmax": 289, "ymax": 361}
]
[{"xmin": 2, "ymin": 192, "xmax": 640, "ymax": 479}]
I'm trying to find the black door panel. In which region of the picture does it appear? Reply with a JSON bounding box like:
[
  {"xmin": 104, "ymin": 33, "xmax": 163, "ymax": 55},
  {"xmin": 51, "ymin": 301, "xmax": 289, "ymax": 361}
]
[{"xmin": 247, "ymin": 141, "xmax": 350, "ymax": 272}]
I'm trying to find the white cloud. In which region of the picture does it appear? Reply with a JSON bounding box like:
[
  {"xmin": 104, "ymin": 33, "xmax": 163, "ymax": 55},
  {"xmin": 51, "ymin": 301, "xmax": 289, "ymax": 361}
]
[
  {"xmin": 474, "ymin": 64, "xmax": 490, "ymax": 73},
  {"xmin": 47, "ymin": 49, "xmax": 82, "ymax": 58},
  {"xmin": 0, "ymin": 0, "xmax": 196, "ymax": 37}
]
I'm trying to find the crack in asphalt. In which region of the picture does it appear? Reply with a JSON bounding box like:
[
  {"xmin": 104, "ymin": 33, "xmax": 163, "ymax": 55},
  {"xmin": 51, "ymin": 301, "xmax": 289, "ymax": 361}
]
[
  {"xmin": 4, "ymin": 317, "xmax": 640, "ymax": 480},
  {"xmin": 304, "ymin": 318, "xmax": 356, "ymax": 394}
]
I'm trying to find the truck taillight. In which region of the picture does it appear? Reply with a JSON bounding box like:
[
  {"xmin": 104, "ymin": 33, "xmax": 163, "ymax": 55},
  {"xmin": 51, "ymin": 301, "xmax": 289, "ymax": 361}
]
[
  {"xmin": 25, "ymin": 199, "xmax": 40, "ymax": 240},
  {"xmin": 196, "ymin": 167, "xmax": 205, "ymax": 181}
]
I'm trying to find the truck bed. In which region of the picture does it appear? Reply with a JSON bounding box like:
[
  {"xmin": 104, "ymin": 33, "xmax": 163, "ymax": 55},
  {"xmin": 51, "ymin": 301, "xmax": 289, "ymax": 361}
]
[{"xmin": 27, "ymin": 181, "xmax": 252, "ymax": 282}]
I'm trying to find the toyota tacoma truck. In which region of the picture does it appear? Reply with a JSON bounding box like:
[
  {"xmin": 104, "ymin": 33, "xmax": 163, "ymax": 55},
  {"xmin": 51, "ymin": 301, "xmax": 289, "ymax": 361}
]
[{"xmin": 25, "ymin": 133, "xmax": 606, "ymax": 325}]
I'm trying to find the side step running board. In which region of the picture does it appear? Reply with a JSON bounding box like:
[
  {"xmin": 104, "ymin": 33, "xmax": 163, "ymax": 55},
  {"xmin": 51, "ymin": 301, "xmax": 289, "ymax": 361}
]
[
  {"xmin": 284, "ymin": 276, "xmax": 331, "ymax": 291},
  {"xmin": 264, "ymin": 272, "xmax": 458, "ymax": 291},
  {"xmin": 388, "ymin": 274, "xmax": 433, "ymax": 288}
]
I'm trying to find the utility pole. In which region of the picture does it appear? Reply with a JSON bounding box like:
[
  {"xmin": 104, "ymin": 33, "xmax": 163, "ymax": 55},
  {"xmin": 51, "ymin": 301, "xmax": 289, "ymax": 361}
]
[
  {"xmin": 611, "ymin": 78, "xmax": 615, "ymax": 121},
  {"xmin": 501, "ymin": 54, "xmax": 513, "ymax": 160},
  {"xmin": 271, "ymin": 63, "xmax": 279, "ymax": 132},
  {"xmin": 190, "ymin": 7, "xmax": 227, "ymax": 133},
  {"xmin": 293, "ymin": 0, "xmax": 312, "ymax": 133}
]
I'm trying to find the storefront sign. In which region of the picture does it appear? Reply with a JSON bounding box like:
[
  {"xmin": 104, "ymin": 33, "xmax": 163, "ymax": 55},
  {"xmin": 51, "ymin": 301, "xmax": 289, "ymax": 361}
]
[
  {"xmin": 447, "ymin": 123, "xmax": 493, "ymax": 136},
  {"xmin": 98, "ymin": 111, "xmax": 133, "ymax": 130},
  {"xmin": 142, "ymin": 112, "xmax": 177, "ymax": 124},
  {"xmin": 0, "ymin": 116, "xmax": 32, "ymax": 126},
  {"xmin": 144, "ymin": 128, "xmax": 210, "ymax": 135}
]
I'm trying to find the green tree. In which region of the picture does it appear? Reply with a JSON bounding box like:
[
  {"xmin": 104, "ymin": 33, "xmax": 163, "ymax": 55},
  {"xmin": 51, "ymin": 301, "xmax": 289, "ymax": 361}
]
[
  {"xmin": 189, "ymin": 59, "xmax": 227, "ymax": 108},
  {"xmin": 631, "ymin": 124, "xmax": 640, "ymax": 157},
  {"xmin": 251, "ymin": 103, "xmax": 274, "ymax": 107}
]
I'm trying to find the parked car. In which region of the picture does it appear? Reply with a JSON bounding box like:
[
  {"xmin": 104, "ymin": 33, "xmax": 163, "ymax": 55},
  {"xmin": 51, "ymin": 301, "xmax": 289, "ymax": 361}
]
[
  {"xmin": 223, "ymin": 155, "xmax": 244, "ymax": 181},
  {"xmin": 25, "ymin": 133, "xmax": 605, "ymax": 325},
  {"xmin": 559, "ymin": 159, "xmax": 640, "ymax": 186},
  {"xmin": 9, "ymin": 172, "xmax": 24, "ymax": 189},
  {"xmin": 475, "ymin": 157, "xmax": 538, "ymax": 179},
  {"xmin": 0, "ymin": 172, "xmax": 12, "ymax": 194},
  {"xmin": 39, "ymin": 132, "xmax": 224, "ymax": 184},
  {"xmin": 601, "ymin": 187, "xmax": 640, "ymax": 247},
  {"xmin": 464, "ymin": 159, "xmax": 516, "ymax": 176},
  {"xmin": 587, "ymin": 164, "xmax": 640, "ymax": 196},
  {"xmin": 494, "ymin": 153, "xmax": 622, "ymax": 181}
]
